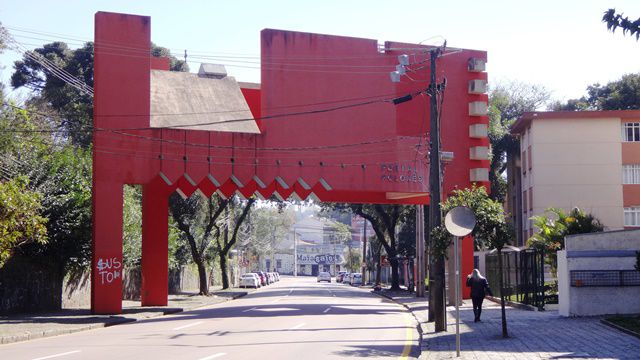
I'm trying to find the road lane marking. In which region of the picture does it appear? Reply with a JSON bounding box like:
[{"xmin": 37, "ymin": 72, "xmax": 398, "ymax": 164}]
[
  {"xmin": 32, "ymin": 350, "xmax": 81, "ymax": 360},
  {"xmin": 196, "ymin": 353, "xmax": 226, "ymax": 360},
  {"xmin": 289, "ymin": 322, "xmax": 306, "ymax": 330},
  {"xmin": 323, "ymin": 307, "xmax": 332, "ymax": 313},
  {"xmin": 172, "ymin": 321, "xmax": 204, "ymax": 331},
  {"xmin": 288, "ymin": 289, "xmax": 293, "ymax": 295},
  {"xmin": 398, "ymin": 313, "xmax": 415, "ymax": 359},
  {"xmin": 242, "ymin": 307, "xmax": 257, "ymax": 313}
]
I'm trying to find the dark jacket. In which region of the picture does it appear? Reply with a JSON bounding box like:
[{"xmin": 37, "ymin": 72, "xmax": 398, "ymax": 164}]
[{"xmin": 466, "ymin": 276, "xmax": 492, "ymax": 298}]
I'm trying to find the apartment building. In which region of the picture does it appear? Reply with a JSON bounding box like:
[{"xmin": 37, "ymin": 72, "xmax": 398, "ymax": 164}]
[{"xmin": 509, "ymin": 110, "xmax": 640, "ymax": 246}]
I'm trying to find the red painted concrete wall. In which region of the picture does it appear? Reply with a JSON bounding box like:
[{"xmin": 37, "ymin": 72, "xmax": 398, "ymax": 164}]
[{"xmin": 92, "ymin": 12, "xmax": 489, "ymax": 312}]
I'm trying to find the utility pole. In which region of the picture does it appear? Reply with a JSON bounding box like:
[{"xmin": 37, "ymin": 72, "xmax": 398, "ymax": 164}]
[
  {"xmin": 416, "ymin": 205, "xmax": 425, "ymax": 297},
  {"xmin": 293, "ymin": 227, "xmax": 297, "ymax": 277},
  {"xmin": 427, "ymin": 47, "xmax": 446, "ymax": 332},
  {"xmin": 362, "ymin": 217, "xmax": 367, "ymax": 284}
]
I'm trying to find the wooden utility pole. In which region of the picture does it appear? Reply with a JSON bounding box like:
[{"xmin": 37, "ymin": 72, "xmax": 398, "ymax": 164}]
[{"xmin": 427, "ymin": 47, "xmax": 446, "ymax": 332}]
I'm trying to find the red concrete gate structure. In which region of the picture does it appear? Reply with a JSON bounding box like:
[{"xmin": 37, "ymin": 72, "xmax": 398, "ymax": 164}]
[{"xmin": 92, "ymin": 12, "xmax": 489, "ymax": 314}]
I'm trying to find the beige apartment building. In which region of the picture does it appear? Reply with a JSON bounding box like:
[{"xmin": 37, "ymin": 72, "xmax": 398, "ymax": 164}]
[{"xmin": 509, "ymin": 110, "xmax": 640, "ymax": 247}]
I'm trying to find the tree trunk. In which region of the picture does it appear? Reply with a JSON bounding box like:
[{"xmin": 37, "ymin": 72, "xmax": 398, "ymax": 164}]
[
  {"xmin": 432, "ymin": 255, "xmax": 447, "ymax": 331},
  {"xmin": 497, "ymin": 248, "xmax": 509, "ymax": 338},
  {"xmin": 375, "ymin": 257, "xmax": 382, "ymax": 285},
  {"xmin": 220, "ymin": 254, "xmax": 229, "ymax": 290},
  {"xmin": 390, "ymin": 257, "xmax": 401, "ymax": 290},
  {"xmin": 196, "ymin": 261, "xmax": 209, "ymax": 295}
]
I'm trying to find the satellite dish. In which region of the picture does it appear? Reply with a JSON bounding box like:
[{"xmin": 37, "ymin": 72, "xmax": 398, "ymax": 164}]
[{"xmin": 444, "ymin": 206, "xmax": 476, "ymax": 237}]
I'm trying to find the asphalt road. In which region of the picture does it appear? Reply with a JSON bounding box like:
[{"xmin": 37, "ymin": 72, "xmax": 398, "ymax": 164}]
[{"xmin": 0, "ymin": 276, "xmax": 419, "ymax": 360}]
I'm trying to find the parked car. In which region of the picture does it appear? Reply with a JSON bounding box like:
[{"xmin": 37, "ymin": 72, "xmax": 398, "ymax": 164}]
[
  {"xmin": 350, "ymin": 273, "xmax": 363, "ymax": 286},
  {"xmin": 342, "ymin": 273, "xmax": 352, "ymax": 285},
  {"xmin": 240, "ymin": 273, "xmax": 260, "ymax": 288},
  {"xmin": 256, "ymin": 271, "xmax": 267, "ymax": 286},
  {"xmin": 317, "ymin": 271, "xmax": 331, "ymax": 283},
  {"xmin": 274, "ymin": 272, "xmax": 280, "ymax": 281},
  {"xmin": 336, "ymin": 271, "xmax": 348, "ymax": 283}
]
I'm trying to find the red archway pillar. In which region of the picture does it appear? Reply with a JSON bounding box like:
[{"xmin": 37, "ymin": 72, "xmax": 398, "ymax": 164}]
[
  {"xmin": 91, "ymin": 179, "xmax": 124, "ymax": 314},
  {"xmin": 141, "ymin": 178, "xmax": 171, "ymax": 306}
]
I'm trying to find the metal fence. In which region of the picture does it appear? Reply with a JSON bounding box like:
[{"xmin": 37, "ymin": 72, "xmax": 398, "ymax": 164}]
[
  {"xmin": 486, "ymin": 248, "xmax": 546, "ymax": 309},
  {"xmin": 570, "ymin": 270, "xmax": 640, "ymax": 287}
]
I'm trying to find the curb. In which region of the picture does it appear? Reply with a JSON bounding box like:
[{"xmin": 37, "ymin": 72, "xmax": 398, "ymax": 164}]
[
  {"xmin": 0, "ymin": 291, "xmax": 249, "ymax": 345},
  {"xmin": 600, "ymin": 318, "xmax": 640, "ymax": 340},
  {"xmin": 371, "ymin": 290, "xmax": 426, "ymax": 356},
  {"xmin": 486, "ymin": 296, "xmax": 539, "ymax": 311}
]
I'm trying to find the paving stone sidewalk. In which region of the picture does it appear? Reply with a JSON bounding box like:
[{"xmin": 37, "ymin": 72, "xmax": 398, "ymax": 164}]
[
  {"xmin": 378, "ymin": 290, "xmax": 640, "ymax": 360},
  {"xmin": 0, "ymin": 288, "xmax": 249, "ymax": 344}
]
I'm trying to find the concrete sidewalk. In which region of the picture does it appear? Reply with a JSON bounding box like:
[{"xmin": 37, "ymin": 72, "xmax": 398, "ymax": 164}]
[
  {"xmin": 0, "ymin": 289, "xmax": 249, "ymax": 345},
  {"xmin": 378, "ymin": 290, "xmax": 640, "ymax": 359}
]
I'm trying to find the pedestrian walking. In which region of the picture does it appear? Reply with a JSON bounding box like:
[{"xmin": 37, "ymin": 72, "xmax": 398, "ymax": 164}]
[{"xmin": 466, "ymin": 269, "xmax": 492, "ymax": 322}]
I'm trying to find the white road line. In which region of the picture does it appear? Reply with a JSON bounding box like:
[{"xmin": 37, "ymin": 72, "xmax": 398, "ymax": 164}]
[
  {"xmin": 270, "ymin": 298, "xmax": 281, "ymax": 304},
  {"xmin": 242, "ymin": 307, "xmax": 258, "ymax": 313},
  {"xmin": 323, "ymin": 307, "xmax": 332, "ymax": 313},
  {"xmin": 289, "ymin": 322, "xmax": 306, "ymax": 330},
  {"xmin": 32, "ymin": 350, "xmax": 81, "ymax": 360},
  {"xmin": 172, "ymin": 321, "xmax": 204, "ymax": 331},
  {"xmin": 196, "ymin": 353, "xmax": 227, "ymax": 360},
  {"xmin": 288, "ymin": 289, "xmax": 293, "ymax": 295}
]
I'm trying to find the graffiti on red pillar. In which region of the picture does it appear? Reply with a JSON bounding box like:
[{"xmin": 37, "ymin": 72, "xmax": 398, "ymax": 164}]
[{"xmin": 96, "ymin": 257, "xmax": 122, "ymax": 285}]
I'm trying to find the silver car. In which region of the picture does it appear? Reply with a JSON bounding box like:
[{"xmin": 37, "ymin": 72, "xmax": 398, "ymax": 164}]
[{"xmin": 317, "ymin": 271, "xmax": 331, "ymax": 283}]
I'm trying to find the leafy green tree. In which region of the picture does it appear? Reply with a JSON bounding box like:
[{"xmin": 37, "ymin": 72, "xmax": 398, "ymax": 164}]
[
  {"xmin": 122, "ymin": 185, "xmax": 142, "ymax": 267},
  {"xmin": 603, "ymin": 9, "xmax": 640, "ymax": 40},
  {"xmin": 527, "ymin": 207, "xmax": 604, "ymax": 275},
  {"xmin": 323, "ymin": 203, "xmax": 411, "ymax": 290},
  {"xmin": 345, "ymin": 248, "xmax": 362, "ymax": 272},
  {"xmin": 553, "ymin": 74, "xmax": 640, "ymax": 111},
  {"xmin": 429, "ymin": 185, "xmax": 513, "ymax": 337},
  {"xmin": 489, "ymin": 81, "xmax": 551, "ymax": 202},
  {"xmin": 0, "ymin": 176, "xmax": 48, "ymax": 267},
  {"xmin": 24, "ymin": 145, "xmax": 93, "ymax": 276},
  {"xmin": 169, "ymin": 193, "xmax": 228, "ymax": 295},
  {"xmin": 243, "ymin": 205, "xmax": 295, "ymax": 269}
]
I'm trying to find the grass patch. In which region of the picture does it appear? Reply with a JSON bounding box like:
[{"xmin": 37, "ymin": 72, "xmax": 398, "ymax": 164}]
[{"xmin": 606, "ymin": 316, "xmax": 640, "ymax": 334}]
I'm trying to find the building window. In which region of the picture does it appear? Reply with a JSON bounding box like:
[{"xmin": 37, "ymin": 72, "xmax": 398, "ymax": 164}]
[
  {"xmin": 523, "ymin": 190, "xmax": 528, "ymax": 213},
  {"xmin": 624, "ymin": 207, "xmax": 640, "ymax": 226},
  {"xmin": 622, "ymin": 123, "xmax": 640, "ymax": 142},
  {"xmin": 276, "ymin": 259, "xmax": 282, "ymax": 269},
  {"xmin": 527, "ymin": 146, "xmax": 532, "ymax": 171},
  {"xmin": 623, "ymin": 165, "xmax": 640, "ymax": 184},
  {"xmin": 529, "ymin": 187, "xmax": 533, "ymax": 211},
  {"xmin": 522, "ymin": 149, "xmax": 527, "ymax": 174}
]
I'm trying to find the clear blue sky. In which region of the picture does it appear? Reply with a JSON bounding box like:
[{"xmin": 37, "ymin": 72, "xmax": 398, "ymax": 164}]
[{"xmin": 1, "ymin": 0, "xmax": 639, "ymax": 102}]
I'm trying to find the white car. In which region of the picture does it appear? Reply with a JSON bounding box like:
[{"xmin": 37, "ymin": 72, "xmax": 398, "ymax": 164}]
[
  {"xmin": 350, "ymin": 273, "xmax": 363, "ymax": 286},
  {"xmin": 343, "ymin": 273, "xmax": 351, "ymax": 285},
  {"xmin": 240, "ymin": 273, "xmax": 260, "ymax": 288},
  {"xmin": 317, "ymin": 271, "xmax": 331, "ymax": 283}
]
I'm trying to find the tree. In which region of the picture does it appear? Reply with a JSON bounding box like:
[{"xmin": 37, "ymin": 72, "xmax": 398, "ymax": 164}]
[
  {"xmin": 323, "ymin": 203, "xmax": 411, "ymax": 290},
  {"xmin": 214, "ymin": 197, "xmax": 256, "ymax": 289},
  {"xmin": 242, "ymin": 205, "xmax": 295, "ymax": 269},
  {"xmin": 489, "ymin": 81, "xmax": 551, "ymax": 202},
  {"xmin": 23, "ymin": 145, "xmax": 93, "ymax": 276},
  {"xmin": 527, "ymin": 207, "xmax": 603, "ymax": 276},
  {"xmin": 169, "ymin": 193, "xmax": 228, "ymax": 295},
  {"xmin": 554, "ymin": 73, "xmax": 640, "ymax": 111},
  {"xmin": 603, "ymin": 9, "xmax": 640, "ymax": 40},
  {"xmin": 0, "ymin": 176, "xmax": 48, "ymax": 267},
  {"xmin": 429, "ymin": 185, "xmax": 513, "ymax": 337}
]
